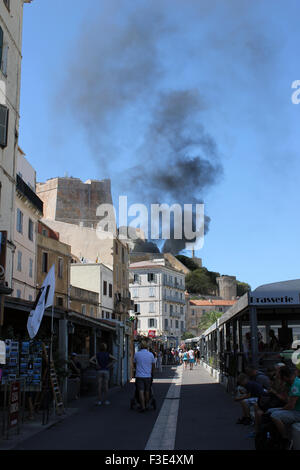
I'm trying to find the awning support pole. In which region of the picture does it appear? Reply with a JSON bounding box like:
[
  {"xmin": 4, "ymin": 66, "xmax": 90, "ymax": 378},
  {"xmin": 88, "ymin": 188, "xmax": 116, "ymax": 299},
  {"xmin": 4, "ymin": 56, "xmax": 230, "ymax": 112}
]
[{"xmin": 249, "ymin": 305, "xmax": 259, "ymax": 368}]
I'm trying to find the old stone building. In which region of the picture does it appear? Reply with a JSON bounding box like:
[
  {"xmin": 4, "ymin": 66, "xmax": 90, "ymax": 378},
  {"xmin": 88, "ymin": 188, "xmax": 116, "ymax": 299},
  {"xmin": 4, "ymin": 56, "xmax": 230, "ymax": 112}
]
[
  {"xmin": 69, "ymin": 285, "xmax": 99, "ymax": 319},
  {"xmin": 36, "ymin": 177, "xmax": 113, "ymax": 228},
  {"xmin": 186, "ymin": 298, "xmax": 237, "ymax": 337},
  {"xmin": 36, "ymin": 221, "xmax": 71, "ymax": 309}
]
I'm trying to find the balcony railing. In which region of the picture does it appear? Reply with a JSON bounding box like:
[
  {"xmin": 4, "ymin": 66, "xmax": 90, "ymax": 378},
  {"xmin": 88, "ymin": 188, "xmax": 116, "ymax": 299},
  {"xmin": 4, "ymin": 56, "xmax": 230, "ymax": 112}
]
[{"xmin": 16, "ymin": 174, "xmax": 43, "ymax": 214}]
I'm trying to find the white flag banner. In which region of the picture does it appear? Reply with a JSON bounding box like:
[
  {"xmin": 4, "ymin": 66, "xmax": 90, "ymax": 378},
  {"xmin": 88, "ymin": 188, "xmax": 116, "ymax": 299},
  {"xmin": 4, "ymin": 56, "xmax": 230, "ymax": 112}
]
[{"xmin": 27, "ymin": 264, "xmax": 56, "ymax": 339}]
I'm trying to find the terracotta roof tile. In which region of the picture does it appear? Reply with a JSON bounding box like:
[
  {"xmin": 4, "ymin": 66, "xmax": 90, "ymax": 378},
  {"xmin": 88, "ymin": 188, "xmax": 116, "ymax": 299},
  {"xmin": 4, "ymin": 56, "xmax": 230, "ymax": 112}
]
[{"xmin": 189, "ymin": 299, "xmax": 237, "ymax": 306}]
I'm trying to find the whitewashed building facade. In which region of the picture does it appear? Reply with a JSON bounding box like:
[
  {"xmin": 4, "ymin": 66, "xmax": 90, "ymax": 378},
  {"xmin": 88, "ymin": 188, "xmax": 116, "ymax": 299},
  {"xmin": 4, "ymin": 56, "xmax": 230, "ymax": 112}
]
[
  {"xmin": 129, "ymin": 259, "xmax": 186, "ymax": 346},
  {"xmin": 0, "ymin": 0, "xmax": 31, "ymax": 290}
]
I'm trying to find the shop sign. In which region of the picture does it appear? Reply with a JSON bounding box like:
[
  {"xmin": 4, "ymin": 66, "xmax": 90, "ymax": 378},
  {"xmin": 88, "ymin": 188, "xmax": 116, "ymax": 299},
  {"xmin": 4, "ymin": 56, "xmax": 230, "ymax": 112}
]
[
  {"xmin": 148, "ymin": 330, "xmax": 156, "ymax": 338},
  {"xmin": 9, "ymin": 382, "xmax": 20, "ymax": 428}
]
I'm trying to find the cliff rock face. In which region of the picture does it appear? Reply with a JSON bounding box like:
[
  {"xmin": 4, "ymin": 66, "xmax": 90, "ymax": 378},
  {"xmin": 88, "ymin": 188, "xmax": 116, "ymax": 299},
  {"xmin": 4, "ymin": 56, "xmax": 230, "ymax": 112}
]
[{"xmin": 36, "ymin": 177, "xmax": 113, "ymax": 228}]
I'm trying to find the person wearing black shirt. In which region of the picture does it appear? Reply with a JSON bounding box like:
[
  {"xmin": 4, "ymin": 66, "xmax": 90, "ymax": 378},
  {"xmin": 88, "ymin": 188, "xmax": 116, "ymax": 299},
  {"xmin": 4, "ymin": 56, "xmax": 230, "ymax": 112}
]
[{"xmin": 235, "ymin": 373, "xmax": 266, "ymax": 425}]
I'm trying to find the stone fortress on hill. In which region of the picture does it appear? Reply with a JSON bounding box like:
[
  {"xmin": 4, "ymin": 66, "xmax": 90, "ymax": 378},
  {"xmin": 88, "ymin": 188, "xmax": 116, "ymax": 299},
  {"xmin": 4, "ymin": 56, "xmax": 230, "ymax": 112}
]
[{"xmin": 36, "ymin": 177, "xmax": 113, "ymax": 229}]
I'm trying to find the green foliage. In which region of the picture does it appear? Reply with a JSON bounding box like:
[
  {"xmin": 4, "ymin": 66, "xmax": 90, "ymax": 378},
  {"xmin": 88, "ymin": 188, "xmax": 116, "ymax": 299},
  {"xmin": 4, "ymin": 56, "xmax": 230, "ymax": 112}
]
[
  {"xmin": 175, "ymin": 255, "xmax": 200, "ymax": 271},
  {"xmin": 181, "ymin": 332, "xmax": 195, "ymax": 340},
  {"xmin": 185, "ymin": 267, "xmax": 219, "ymax": 295},
  {"xmin": 198, "ymin": 310, "xmax": 223, "ymax": 332},
  {"xmin": 237, "ymin": 281, "xmax": 251, "ymax": 297}
]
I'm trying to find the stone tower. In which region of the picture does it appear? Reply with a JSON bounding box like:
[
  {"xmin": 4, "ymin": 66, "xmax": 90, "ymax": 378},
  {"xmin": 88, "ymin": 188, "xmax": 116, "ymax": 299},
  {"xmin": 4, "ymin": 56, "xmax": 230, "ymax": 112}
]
[
  {"xmin": 36, "ymin": 177, "xmax": 113, "ymax": 228},
  {"xmin": 216, "ymin": 275, "xmax": 237, "ymax": 300}
]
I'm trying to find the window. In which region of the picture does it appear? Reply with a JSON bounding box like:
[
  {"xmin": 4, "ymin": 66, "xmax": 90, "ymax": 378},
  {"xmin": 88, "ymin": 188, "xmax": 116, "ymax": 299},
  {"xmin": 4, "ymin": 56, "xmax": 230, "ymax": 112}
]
[
  {"xmin": 192, "ymin": 309, "xmax": 195, "ymax": 316},
  {"xmin": 57, "ymin": 297, "xmax": 63, "ymax": 307},
  {"xmin": 0, "ymin": 26, "xmax": 3, "ymax": 70},
  {"xmin": 29, "ymin": 258, "xmax": 33, "ymax": 278},
  {"xmin": 134, "ymin": 303, "xmax": 140, "ymax": 313},
  {"xmin": 122, "ymin": 247, "xmax": 125, "ymax": 264},
  {"xmin": 106, "ymin": 311, "xmax": 110, "ymax": 319},
  {"xmin": 1, "ymin": 44, "xmax": 8, "ymax": 76},
  {"xmin": 170, "ymin": 305, "xmax": 173, "ymax": 314},
  {"xmin": 181, "ymin": 321, "xmax": 184, "ymax": 331},
  {"xmin": 180, "ymin": 306, "xmax": 183, "ymax": 315},
  {"xmin": 109, "ymin": 283, "xmax": 112, "ymax": 298},
  {"xmin": 176, "ymin": 320, "xmax": 179, "ymax": 329},
  {"xmin": 132, "ymin": 288, "xmax": 138, "ymax": 298},
  {"xmin": 28, "ymin": 218, "xmax": 34, "ymax": 241},
  {"xmin": 103, "ymin": 280, "xmax": 107, "ymax": 296},
  {"xmin": 149, "ymin": 287, "xmax": 155, "ymax": 297},
  {"xmin": 17, "ymin": 250, "xmax": 22, "ymax": 271},
  {"xmin": 133, "ymin": 274, "xmax": 140, "ymax": 284},
  {"xmin": 137, "ymin": 320, "xmax": 141, "ymax": 329},
  {"xmin": 16, "ymin": 209, "xmax": 23, "ymax": 234},
  {"xmin": 42, "ymin": 252, "xmax": 48, "ymax": 273},
  {"xmin": 29, "ymin": 295, "xmax": 33, "ymax": 301},
  {"xmin": 219, "ymin": 307, "xmax": 223, "ymax": 312},
  {"xmin": 148, "ymin": 318, "xmax": 156, "ymax": 328},
  {"xmin": 81, "ymin": 305, "xmax": 86, "ymax": 315},
  {"xmin": 16, "ymin": 289, "xmax": 21, "ymax": 298},
  {"xmin": 90, "ymin": 307, "xmax": 94, "ymax": 317},
  {"xmin": 149, "ymin": 302, "xmax": 155, "ymax": 313},
  {"xmin": 102, "ymin": 310, "xmax": 105, "ymax": 319},
  {"xmin": 58, "ymin": 258, "xmax": 63, "ymax": 279},
  {"xmin": 0, "ymin": 104, "xmax": 8, "ymax": 148},
  {"xmin": 164, "ymin": 318, "xmax": 168, "ymax": 329},
  {"xmin": 148, "ymin": 273, "xmax": 156, "ymax": 283},
  {"xmin": 164, "ymin": 303, "xmax": 167, "ymax": 313}
]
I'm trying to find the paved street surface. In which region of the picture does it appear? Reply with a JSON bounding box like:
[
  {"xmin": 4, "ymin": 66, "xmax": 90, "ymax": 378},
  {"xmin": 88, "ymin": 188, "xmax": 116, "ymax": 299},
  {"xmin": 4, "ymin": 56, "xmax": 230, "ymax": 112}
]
[{"xmin": 9, "ymin": 364, "xmax": 253, "ymax": 451}]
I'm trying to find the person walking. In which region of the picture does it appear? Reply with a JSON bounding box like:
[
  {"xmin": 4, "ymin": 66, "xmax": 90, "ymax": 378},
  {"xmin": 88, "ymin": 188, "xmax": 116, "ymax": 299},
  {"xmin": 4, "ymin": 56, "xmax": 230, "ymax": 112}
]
[
  {"xmin": 90, "ymin": 343, "xmax": 117, "ymax": 406},
  {"xmin": 157, "ymin": 351, "xmax": 163, "ymax": 373},
  {"xmin": 188, "ymin": 348, "xmax": 195, "ymax": 370},
  {"xmin": 134, "ymin": 340, "xmax": 155, "ymax": 412},
  {"xmin": 183, "ymin": 350, "xmax": 188, "ymax": 369}
]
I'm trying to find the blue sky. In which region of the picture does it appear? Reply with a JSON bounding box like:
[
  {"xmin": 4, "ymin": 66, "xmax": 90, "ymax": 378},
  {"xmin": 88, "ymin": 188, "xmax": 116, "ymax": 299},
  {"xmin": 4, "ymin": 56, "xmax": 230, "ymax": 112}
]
[{"xmin": 19, "ymin": 0, "xmax": 300, "ymax": 290}]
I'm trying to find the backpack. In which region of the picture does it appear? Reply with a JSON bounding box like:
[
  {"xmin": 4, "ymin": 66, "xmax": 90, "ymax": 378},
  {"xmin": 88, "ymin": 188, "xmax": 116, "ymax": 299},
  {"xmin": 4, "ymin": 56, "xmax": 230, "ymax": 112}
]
[{"xmin": 255, "ymin": 413, "xmax": 283, "ymax": 450}]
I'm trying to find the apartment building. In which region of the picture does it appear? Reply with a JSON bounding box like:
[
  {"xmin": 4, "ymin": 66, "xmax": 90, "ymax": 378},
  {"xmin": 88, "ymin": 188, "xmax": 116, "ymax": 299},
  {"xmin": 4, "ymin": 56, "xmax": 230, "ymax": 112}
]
[
  {"xmin": 0, "ymin": 0, "xmax": 31, "ymax": 290},
  {"xmin": 70, "ymin": 263, "xmax": 114, "ymax": 321},
  {"xmin": 36, "ymin": 221, "xmax": 71, "ymax": 310},
  {"xmin": 12, "ymin": 148, "xmax": 43, "ymax": 300},
  {"xmin": 129, "ymin": 259, "xmax": 186, "ymax": 346},
  {"xmin": 186, "ymin": 298, "xmax": 237, "ymax": 337}
]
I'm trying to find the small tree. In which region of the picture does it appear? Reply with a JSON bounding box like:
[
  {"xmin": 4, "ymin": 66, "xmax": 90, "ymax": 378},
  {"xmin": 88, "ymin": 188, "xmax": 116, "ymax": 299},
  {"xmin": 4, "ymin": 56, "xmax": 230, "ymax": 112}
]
[
  {"xmin": 181, "ymin": 332, "xmax": 195, "ymax": 340},
  {"xmin": 198, "ymin": 310, "xmax": 223, "ymax": 332}
]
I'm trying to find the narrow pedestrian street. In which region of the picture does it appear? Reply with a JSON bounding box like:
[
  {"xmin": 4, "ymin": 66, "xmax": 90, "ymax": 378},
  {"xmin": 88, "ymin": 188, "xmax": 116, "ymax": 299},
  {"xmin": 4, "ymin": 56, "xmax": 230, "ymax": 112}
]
[{"xmin": 11, "ymin": 364, "xmax": 253, "ymax": 451}]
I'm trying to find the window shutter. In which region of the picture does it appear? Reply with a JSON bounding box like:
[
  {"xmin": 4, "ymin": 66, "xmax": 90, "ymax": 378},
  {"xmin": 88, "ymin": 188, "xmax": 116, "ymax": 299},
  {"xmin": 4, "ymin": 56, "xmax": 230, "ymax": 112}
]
[
  {"xmin": 0, "ymin": 27, "xmax": 3, "ymax": 69},
  {"xmin": 0, "ymin": 104, "xmax": 8, "ymax": 148},
  {"xmin": 1, "ymin": 44, "xmax": 8, "ymax": 76}
]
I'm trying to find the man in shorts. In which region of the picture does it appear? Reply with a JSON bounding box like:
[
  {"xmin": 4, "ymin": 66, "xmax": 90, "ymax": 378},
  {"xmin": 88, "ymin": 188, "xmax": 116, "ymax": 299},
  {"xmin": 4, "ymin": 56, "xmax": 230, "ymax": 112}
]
[
  {"xmin": 90, "ymin": 343, "xmax": 116, "ymax": 406},
  {"xmin": 268, "ymin": 365, "xmax": 300, "ymax": 450},
  {"xmin": 134, "ymin": 340, "xmax": 155, "ymax": 412}
]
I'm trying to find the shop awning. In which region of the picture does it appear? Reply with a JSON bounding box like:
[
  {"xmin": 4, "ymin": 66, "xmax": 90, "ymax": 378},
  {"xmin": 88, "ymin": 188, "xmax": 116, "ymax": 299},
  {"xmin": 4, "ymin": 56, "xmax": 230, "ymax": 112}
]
[
  {"xmin": 250, "ymin": 279, "xmax": 300, "ymax": 306},
  {"xmin": 67, "ymin": 311, "xmax": 116, "ymax": 331}
]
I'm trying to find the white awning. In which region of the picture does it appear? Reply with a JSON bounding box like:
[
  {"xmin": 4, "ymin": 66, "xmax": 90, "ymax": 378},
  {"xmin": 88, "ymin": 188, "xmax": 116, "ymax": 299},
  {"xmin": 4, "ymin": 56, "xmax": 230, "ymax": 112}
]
[{"xmin": 250, "ymin": 279, "xmax": 300, "ymax": 306}]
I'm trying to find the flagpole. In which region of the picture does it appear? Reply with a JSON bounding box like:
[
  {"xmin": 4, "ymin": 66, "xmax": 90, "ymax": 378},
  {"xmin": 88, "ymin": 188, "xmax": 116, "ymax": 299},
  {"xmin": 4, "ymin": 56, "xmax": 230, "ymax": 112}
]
[{"xmin": 50, "ymin": 304, "xmax": 54, "ymax": 362}]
